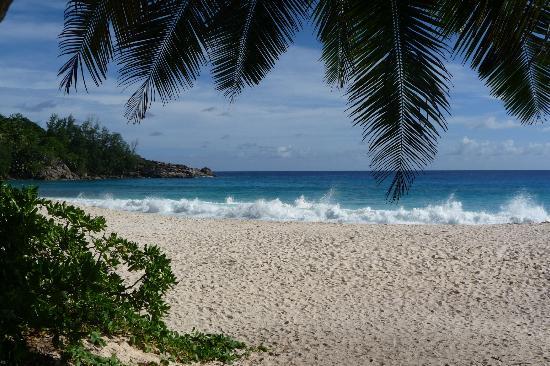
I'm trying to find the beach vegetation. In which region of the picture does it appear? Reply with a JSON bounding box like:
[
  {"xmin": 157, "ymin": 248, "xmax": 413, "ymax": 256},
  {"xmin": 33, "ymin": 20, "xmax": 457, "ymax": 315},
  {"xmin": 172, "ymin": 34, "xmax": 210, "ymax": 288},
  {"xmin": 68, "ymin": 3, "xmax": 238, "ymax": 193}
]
[{"xmin": 0, "ymin": 183, "xmax": 248, "ymax": 365}]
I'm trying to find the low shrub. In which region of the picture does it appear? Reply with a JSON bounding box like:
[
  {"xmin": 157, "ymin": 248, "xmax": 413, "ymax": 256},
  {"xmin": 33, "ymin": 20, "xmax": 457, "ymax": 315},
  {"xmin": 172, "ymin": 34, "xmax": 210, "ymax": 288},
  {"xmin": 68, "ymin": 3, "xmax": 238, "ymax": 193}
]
[{"xmin": 0, "ymin": 183, "xmax": 246, "ymax": 365}]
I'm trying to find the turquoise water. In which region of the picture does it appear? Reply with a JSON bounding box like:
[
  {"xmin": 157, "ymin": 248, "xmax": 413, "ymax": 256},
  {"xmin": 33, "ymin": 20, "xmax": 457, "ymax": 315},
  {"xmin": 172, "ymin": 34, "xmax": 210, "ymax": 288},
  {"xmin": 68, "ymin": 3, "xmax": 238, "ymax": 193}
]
[{"xmin": 11, "ymin": 171, "xmax": 550, "ymax": 224}]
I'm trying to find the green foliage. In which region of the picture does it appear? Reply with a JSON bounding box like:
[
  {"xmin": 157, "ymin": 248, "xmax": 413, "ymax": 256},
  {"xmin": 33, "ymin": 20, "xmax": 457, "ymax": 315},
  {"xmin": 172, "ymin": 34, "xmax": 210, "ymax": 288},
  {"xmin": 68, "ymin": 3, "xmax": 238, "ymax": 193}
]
[
  {"xmin": 67, "ymin": 344, "xmax": 125, "ymax": 366},
  {"xmin": 45, "ymin": 114, "xmax": 140, "ymax": 176},
  {"xmin": 0, "ymin": 183, "xmax": 247, "ymax": 365},
  {"xmin": 0, "ymin": 113, "xmax": 47, "ymax": 178},
  {"xmin": 0, "ymin": 138, "xmax": 11, "ymax": 178},
  {"xmin": 0, "ymin": 113, "xmax": 140, "ymax": 179}
]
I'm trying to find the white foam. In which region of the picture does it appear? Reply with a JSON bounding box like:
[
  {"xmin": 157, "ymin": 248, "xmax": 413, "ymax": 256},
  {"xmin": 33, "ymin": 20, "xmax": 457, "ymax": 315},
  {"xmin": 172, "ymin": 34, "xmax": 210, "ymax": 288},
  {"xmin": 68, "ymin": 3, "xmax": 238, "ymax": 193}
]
[{"xmin": 58, "ymin": 193, "xmax": 549, "ymax": 225}]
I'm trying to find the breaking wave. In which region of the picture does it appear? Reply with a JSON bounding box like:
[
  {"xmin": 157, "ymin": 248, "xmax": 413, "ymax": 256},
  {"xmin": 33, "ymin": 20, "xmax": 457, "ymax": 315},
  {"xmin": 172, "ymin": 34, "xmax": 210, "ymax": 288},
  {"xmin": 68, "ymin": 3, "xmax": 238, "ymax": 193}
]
[{"xmin": 61, "ymin": 193, "xmax": 549, "ymax": 225}]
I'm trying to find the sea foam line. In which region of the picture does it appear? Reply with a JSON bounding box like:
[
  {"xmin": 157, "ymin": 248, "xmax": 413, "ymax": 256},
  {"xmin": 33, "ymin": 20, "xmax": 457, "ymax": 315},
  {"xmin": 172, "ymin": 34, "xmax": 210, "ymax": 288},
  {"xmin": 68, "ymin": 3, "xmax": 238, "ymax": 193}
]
[{"xmin": 58, "ymin": 194, "xmax": 549, "ymax": 225}]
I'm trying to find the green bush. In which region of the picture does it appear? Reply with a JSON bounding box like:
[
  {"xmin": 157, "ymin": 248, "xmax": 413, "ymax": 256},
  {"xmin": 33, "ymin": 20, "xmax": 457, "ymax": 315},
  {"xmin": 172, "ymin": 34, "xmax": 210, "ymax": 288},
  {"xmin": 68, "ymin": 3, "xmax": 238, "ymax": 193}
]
[
  {"xmin": 0, "ymin": 183, "xmax": 246, "ymax": 365},
  {"xmin": 0, "ymin": 140, "xmax": 11, "ymax": 178}
]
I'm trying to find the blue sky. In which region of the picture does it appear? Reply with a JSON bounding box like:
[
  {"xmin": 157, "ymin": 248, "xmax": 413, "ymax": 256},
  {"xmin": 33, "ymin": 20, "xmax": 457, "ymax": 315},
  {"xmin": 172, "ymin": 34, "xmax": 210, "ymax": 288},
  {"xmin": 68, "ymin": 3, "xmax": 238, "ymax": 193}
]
[{"xmin": 0, "ymin": 0, "xmax": 548, "ymax": 171}]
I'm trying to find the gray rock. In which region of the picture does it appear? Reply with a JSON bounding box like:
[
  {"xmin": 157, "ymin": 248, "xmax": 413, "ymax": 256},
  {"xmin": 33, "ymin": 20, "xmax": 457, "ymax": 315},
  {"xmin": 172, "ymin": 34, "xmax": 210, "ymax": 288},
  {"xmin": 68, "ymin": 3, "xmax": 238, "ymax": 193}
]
[
  {"xmin": 136, "ymin": 160, "xmax": 215, "ymax": 178},
  {"xmin": 37, "ymin": 161, "xmax": 79, "ymax": 180},
  {"xmin": 199, "ymin": 167, "xmax": 214, "ymax": 176},
  {"xmin": 11, "ymin": 158, "xmax": 214, "ymax": 181}
]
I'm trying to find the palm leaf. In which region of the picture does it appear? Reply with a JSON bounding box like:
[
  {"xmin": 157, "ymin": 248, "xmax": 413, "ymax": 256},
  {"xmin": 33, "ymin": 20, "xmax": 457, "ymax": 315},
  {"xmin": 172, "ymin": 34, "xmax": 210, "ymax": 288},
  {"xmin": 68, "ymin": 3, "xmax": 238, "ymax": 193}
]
[
  {"xmin": 479, "ymin": 29, "xmax": 549, "ymax": 124},
  {"xmin": 119, "ymin": 0, "xmax": 214, "ymax": 123},
  {"xmin": 0, "ymin": 0, "xmax": 12, "ymax": 23},
  {"xmin": 440, "ymin": 0, "xmax": 549, "ymax": 124},
  {"xmin": 345, "ymin": 0, "xmax": 450, "ymax": 201},
  {"xmin": 58, "ymin": 0, "xmax": 115, "ymax": 93},
  {"xmin": 58, "ymin": 0, "xmax": 143, "ymax": 93},
  {"xmin": 208, "ymin": 0, "xmax": 308, "ymax": 101},
  {"xmin": 312, "ymin": 0, "xmax": 355, "ymax": 88}
]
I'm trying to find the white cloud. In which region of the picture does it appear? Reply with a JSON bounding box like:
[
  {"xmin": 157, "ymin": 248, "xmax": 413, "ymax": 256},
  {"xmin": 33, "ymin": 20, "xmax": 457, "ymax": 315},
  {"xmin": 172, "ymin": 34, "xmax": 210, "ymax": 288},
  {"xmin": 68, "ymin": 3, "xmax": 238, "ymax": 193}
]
[
  {"xmin": 449, "ymin": 115, "xmax": 520, "ymax": 130},
  {"xmin": 0, "ymin": 65, "xmax": 58, "ymax": 89},
  {"xmin": 480, "ymin": 117, "xmax": 519, "ymax": 129},
  {"xmin": 236, "ymin": 143, "xmax": 298, "ymax": 159},
  {"xmin": 0, "ymin": 21, "xmax": 61, "ymax": 41},
  {"xmin": 276, "ymin": 145, "xmax": 293, "ymax": 158},
  {"xmin": 446, "ymin": 63, "xmax": 491, "ymax": 98},
  {"xmin": 449, "ymin": 137, "xmax": 550, "ymax": 157}
]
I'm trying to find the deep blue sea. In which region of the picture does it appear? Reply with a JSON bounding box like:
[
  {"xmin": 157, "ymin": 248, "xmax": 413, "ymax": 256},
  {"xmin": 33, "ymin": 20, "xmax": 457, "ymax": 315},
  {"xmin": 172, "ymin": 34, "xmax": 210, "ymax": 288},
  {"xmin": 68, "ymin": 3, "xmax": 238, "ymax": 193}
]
[{"xmin": 12, "ymin": 171, "xmax": 550, "ymax": 224}]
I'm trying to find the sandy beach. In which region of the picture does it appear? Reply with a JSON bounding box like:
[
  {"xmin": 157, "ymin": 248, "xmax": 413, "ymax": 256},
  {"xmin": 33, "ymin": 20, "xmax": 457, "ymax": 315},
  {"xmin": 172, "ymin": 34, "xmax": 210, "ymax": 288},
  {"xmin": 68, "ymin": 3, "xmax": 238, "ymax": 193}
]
[{"xmin": 79, "ymin": 205, "xmax": 550, "ymax": 366}]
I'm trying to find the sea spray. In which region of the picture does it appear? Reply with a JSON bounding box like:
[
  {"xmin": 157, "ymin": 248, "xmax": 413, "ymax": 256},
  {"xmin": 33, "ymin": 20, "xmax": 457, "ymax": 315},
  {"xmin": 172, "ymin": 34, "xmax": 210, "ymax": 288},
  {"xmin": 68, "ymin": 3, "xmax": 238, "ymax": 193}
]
[{"xmin": 62, "ymin": 193, "xmax": 549, "ymax": 225}]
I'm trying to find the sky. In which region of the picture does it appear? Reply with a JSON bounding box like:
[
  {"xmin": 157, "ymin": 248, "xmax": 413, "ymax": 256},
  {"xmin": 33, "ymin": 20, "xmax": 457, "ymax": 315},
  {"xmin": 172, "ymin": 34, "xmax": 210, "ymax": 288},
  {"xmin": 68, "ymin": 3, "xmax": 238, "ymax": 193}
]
[{"xmin": 0, "ymin": 0, "xmax": 548, "ymax": 171}]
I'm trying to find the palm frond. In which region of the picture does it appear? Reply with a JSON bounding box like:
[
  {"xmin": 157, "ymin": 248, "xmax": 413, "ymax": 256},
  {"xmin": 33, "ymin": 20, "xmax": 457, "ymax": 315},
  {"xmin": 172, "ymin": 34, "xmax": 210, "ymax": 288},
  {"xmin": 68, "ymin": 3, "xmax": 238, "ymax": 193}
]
[
  {"xmin": 0, "ymin": 0, "xmax": 12, "ymax": 23},
  {"xmin": 208, "ymin": 0, "xmax": 308, "ymax": 101},
  {"xmin": 346, "ymin": 0, "xmax": 450, "ymax": 201},
  {"xmin": 526, "ymin": 12, "xmax": 550, "ymax": 121},
  {"xmin": 58, "ymin": 0, "xmax": 144, "ymax": 93},
  {"xmin": 119, "ymin": 0, "xmax": 214, "ymax": 123},
  {"xmin": 107, "ymin": 0, "xmax": 144, "ymax": 48},
  {"xmin": 440, "ymin": 0, "xmax": 549, "ymax": 124},
  {"xmin": 58, "ymin": 0, "xmax": 115, "ymax": 93},
  {"xmin": 313, "ymin": 0, "xmax": 355, "ymax": 88}
]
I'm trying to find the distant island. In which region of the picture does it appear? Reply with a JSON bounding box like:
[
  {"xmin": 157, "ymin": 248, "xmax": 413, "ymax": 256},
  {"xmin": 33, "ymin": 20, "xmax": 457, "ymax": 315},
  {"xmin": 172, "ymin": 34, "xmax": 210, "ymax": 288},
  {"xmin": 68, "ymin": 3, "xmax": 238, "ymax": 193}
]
[{"xmin": 0, "ymin": 113, "xmax": 214, "ymax": 180}]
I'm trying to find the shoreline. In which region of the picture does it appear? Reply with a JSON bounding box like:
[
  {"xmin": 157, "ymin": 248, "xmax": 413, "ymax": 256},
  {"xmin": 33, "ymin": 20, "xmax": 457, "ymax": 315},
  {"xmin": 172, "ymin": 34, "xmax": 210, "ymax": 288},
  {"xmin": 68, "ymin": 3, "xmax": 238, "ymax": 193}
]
[
  {"xmin": 65, "ymin": 198, "xmax": 550, "ymax": 226},
  {"xmin": 74, "ymin": 204, "xmax": 549, "ymax": 365},
  {"xmin": 79, "ymin": 203, "xmax": 550, "ymax": 227}
]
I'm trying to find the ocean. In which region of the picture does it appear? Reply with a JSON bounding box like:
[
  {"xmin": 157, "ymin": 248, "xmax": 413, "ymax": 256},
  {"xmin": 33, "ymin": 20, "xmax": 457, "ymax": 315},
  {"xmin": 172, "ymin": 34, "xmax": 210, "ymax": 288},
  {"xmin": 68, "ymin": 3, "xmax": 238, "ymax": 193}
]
[{"xmin": 10, "ymin": 171, "xmax": 550, "ymax": 224}]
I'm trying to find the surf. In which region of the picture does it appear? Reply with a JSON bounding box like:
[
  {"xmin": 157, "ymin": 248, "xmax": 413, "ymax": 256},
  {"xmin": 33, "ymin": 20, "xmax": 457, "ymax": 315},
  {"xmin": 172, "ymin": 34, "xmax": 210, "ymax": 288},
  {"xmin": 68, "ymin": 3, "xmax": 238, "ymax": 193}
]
[{"xmin": 62, "ymin": 193, "xmax": 549, "ymax": 225}]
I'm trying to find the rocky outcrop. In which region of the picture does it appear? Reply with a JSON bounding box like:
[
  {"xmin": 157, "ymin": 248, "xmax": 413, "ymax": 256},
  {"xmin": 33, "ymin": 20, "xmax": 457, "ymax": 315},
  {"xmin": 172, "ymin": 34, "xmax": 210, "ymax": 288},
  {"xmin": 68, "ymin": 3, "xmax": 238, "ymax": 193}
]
[
  {"xmin": 136, "ymin": 160, "xmax": 215, "ymax": 178},
  {"xmin": 9, "ymin": 159, "xmax": 214, "ymax": 181},
  {"xmin": 37, "ymin": 161, "xmax": 79, "ymax": 180},
  {"xmin": 198, "ymin": 167, "xmax": 214, "ymax": 176}
]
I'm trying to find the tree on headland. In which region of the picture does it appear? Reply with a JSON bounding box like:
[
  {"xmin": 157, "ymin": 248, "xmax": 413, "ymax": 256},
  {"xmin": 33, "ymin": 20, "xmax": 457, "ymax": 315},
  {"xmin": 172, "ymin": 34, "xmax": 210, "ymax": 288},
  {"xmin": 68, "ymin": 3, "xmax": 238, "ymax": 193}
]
[
  {"xmin": 1, "ymin": 1, "xmax": 549, "ymax": 199},
  {"xmin": 0, "ymin": 114, "xmax": 141, "ymax": 179}
]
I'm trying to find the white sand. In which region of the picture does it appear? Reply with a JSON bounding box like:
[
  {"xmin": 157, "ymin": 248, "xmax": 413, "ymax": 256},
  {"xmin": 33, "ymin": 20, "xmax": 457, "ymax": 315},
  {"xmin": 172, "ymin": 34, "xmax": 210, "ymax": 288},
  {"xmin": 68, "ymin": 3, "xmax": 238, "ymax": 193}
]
[{"xmin": 80, "ymin": 206, "xmax": 550, "ymax": 365}]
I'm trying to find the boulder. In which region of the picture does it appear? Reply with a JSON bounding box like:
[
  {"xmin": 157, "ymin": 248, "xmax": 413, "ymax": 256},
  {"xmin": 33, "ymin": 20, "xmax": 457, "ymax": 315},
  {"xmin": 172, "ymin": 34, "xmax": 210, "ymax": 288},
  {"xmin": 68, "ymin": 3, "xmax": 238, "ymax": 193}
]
[
  {"xmin": 137, "ymin": 160, "xmax": 215, "ymax": 178},
  {"xmin": 38, "ymin": 161, "xmax": 79, "ymax": 180},
  {"xmin": 199, "ymin": 167, "xmax": 214, "ymax": 176}
]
